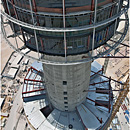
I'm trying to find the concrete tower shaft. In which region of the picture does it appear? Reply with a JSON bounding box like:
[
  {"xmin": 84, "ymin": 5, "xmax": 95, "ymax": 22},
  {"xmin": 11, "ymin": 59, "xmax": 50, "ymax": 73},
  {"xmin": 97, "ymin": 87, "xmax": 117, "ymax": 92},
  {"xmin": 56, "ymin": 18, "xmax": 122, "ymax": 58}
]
[{"xmin": 43, "ymin": 61, "xmax": 91, "ymax": 111}]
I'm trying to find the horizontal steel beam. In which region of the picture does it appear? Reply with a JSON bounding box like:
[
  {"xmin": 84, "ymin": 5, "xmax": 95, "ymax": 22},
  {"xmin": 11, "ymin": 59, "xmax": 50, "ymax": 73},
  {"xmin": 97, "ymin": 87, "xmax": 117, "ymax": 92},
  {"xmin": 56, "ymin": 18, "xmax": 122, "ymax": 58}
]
[
  {"xmin": 90, "ymin": 69, "xmax": 103, "ymax": 77},
  {"xmin": 22, "ymin": 93, "xmax": 46, "ymax": 98},
  {"xmin": 24, "ymin": 79, "xmax": 43, "ymax": 83},
  {"xmin": 1, "ymin": 6, "xmax": 128, "ymax": 32},
  {"xmin": 22, "ymin": 88, "xmax": 45, "ymax": 94},
  {"xmin": 100, "ymin": 56, "xmax": 129, "ymax": 58},
  {"xmin": 89, "ymin": 80, "xmax": 108, "ymax": 85},
  {"xmin": 91, "ymin": 70, "xmax": 124, "ymax": 85},
  {"xmin": 110, "ymin": 39, "xmax": 130, "ymax": 47},
  {"xmin": 83, "ymin": 89, "xmax": 124, "ymax": 92},
  {"xmin": 30, "ymin": 66, "xmax": 41, "ymax": 72},
  {"xmin": 86, "ymin": 97, "xmax": 109, "ymax": 109}
]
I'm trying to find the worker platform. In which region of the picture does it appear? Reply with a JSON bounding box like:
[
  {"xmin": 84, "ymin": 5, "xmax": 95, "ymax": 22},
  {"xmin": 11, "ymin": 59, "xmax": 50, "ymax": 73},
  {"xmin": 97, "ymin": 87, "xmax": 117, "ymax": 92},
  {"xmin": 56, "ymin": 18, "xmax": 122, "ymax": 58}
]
[{"xmin": 23, "ymin": 61, "xmax": 113, "ymax": 130}]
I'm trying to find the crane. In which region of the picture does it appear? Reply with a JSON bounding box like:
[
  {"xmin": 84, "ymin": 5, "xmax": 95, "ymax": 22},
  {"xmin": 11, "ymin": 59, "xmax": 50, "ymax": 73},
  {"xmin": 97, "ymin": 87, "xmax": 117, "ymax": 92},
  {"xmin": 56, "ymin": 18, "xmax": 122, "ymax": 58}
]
[{"xmin": 104, "ymin": 75, "xmax": 129, "ymax": 129}]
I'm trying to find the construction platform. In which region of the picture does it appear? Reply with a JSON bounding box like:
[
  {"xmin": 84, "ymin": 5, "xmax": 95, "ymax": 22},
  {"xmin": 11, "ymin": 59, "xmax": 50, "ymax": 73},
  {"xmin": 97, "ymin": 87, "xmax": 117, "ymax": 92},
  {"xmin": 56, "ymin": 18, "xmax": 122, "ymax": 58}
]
[{"xmin": 22, "ymin": 61, "xmax": 113, "ymax": 130}]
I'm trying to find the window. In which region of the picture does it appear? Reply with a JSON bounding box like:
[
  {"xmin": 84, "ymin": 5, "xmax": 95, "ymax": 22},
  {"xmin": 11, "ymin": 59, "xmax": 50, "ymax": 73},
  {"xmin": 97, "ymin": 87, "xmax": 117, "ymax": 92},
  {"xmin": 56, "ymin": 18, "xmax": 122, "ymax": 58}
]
[
  {"xmin": 63, "ymin": 81, "xmax": 67, "ymax": 85},
  {"xmin": 64, "ymin": 97, "xmax": 68, "ymax": 100},
  {"xmin": 65, "ymin": 106, "xmax": 68, "ymax": 108},
  {"xmin": 63, "ymin": 92, "xmax": 67, "ymax": 95},
  {"xmin": 64, "ymin": 102, "xmax": 68, "ymax": 104}
]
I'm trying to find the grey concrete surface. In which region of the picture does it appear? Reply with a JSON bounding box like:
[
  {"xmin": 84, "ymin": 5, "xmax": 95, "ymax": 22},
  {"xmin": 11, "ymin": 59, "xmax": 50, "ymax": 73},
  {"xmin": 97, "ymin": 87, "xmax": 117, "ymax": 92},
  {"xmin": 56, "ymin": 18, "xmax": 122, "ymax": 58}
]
[{"xmin": 43, "ymin": 59, "xmax": 91, "ymax": 111}]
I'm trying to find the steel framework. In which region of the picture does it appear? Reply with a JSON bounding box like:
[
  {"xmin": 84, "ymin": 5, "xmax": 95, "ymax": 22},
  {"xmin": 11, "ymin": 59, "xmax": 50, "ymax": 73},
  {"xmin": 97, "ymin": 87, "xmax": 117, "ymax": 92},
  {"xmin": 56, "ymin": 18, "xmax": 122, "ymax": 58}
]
[
  {"xmin": 1, "ymin": 0, "xmax": 129, "ymax": 65},
  {"xmin": 22, "ymin": 67, "xmax": 45, "ymax": 98}
]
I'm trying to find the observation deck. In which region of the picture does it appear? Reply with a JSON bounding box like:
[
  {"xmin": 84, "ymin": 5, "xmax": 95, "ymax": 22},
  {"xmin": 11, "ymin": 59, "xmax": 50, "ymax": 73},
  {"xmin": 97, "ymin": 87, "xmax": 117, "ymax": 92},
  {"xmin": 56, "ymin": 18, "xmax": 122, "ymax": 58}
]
[{"xmin": 1, "ymin": 0, "xmax": 129, "ymax": 64}]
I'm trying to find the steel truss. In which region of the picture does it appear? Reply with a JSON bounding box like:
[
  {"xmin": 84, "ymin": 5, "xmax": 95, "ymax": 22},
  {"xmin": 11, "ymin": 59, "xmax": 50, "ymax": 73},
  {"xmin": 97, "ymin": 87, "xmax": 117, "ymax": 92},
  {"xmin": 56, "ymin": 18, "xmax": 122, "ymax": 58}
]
[{"xmin": 22, "ymin": 67, "xmax": 45, "ymax": 97}]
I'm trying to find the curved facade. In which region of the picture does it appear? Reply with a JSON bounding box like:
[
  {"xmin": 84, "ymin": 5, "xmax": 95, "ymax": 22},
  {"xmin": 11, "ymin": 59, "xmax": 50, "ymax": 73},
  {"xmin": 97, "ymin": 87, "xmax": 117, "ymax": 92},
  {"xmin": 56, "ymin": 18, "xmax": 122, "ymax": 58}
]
[
  {"xmin": 43, "ymin": 60, "xmax": 91, "ymax": 111},
  {"xmin": 2, "ymin": 0, "xmax": 122, "ymax": 56}
]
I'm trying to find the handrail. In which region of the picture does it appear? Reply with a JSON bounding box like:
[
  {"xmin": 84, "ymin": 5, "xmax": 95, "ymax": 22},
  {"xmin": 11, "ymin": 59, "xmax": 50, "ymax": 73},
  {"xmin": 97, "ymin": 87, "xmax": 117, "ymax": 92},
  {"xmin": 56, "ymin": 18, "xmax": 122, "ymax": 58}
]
[
  {"xmin": 1, "ymin": 11, "xmax": 128, "ymax": 65},
  {"xmin": 0, "ymin": 3, "xmax": 128, "ymax": 32},
  {"xmin": 6, "ymin": 0, "xmax": 118, "ymax": 16},
  {"xmin": 1, "ymin": 2, "xmax": 129, "ymax": 65}
]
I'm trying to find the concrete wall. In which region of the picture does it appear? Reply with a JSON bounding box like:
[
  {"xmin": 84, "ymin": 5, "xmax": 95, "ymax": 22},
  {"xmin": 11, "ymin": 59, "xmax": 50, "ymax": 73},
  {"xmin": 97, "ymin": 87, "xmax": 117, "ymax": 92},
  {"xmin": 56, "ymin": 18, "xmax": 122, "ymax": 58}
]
[{"xmin": 43, "ymin": 60, "xmax": 91, "ymax": 111}]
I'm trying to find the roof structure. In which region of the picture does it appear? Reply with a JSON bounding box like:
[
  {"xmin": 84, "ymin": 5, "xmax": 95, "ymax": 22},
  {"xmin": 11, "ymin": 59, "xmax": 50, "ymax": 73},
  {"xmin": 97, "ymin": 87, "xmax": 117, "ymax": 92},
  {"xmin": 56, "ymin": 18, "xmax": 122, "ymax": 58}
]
[{"xmin": 7, "ymin": 68, "xmax": 19, "ymax": 79}]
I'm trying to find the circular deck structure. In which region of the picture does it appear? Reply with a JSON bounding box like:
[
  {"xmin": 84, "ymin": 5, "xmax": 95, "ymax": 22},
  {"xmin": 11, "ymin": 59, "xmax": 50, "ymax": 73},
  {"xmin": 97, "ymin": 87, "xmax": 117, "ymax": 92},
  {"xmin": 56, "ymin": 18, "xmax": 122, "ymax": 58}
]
[
  {"xmin": 1, "ymin": 0, "xmax": 129, "ymax": 64},
  {"xmin": 23, "ymin": 61, "xmax": 113, "ymax": 130}
]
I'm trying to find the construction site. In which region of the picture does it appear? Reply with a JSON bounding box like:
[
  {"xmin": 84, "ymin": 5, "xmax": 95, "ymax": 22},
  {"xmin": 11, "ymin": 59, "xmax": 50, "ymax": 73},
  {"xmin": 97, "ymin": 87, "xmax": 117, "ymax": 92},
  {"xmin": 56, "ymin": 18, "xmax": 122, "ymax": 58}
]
[{"xmin": 0, "ymin": 0, "xmax": 130, "ymax": 130}]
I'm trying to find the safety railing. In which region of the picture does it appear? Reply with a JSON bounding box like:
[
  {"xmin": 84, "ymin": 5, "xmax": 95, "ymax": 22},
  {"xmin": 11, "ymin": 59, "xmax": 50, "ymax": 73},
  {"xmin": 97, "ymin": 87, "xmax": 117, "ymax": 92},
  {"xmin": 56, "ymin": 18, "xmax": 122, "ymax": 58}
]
[{"xmin": 1, "ymin": 0, "xmax": 129, "ymax": 65}]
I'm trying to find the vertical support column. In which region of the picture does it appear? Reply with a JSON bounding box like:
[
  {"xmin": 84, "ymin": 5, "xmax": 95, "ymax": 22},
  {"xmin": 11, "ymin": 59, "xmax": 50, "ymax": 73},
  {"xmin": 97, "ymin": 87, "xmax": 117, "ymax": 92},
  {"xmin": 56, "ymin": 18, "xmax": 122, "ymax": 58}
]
[
  {"xmin": 87, "ymin": 0, "xmax": 95, "ymax": 51},
  {"xmin": 1, "ymin": 15, "xmax": 6, "ymax": 39},
  {"xmin": 103, "ymin": 57, "xmax": 109, "ymax": 74},
  {"xmin": 32, "ymin": 0, "xmax": 44, "ymax": 51},
  {"xmin": 109, "ymin": 77, "xmax": 111, "ymax": 113},
  {"xmin": 21, "ymin": 29, "xmax": 26, "ymax": 45},
  {"xmin": 105, "ymin": 0, "xmax": 114, "ymax": 39},
  {"xmin": 6, "ymin": 0, "xmax": 19, "ymax": 49},
  {"xmin": 114, "ymin": 0, "xmax": 121, "ymax": 35},
  {"xmin": 2, "ymin": 0, "xmax": 9, "ymax": 14},
  {"xmin": 90, "ymin": 0, "xmax": 95, "ymax": 24},
  {"xmin": 91, "ymin": 0, "xmax": 97, "ymax": 57},
  {"xmin": 29, "ymin": 0, "xmax": 40, "ymax": 60},
  {"xmin": 62, "ymin": 0, "xmax": 67, "ymax": 62},
  {"xmin": 10, "ymin": 0, "xmax": 27, "ymax": 48}
]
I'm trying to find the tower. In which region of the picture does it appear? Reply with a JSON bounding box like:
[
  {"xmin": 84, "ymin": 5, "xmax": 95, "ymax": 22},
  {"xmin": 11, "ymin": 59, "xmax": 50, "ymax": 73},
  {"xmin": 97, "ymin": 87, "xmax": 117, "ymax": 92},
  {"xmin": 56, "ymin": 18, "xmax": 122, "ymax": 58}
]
[{"xmin": 1, "ymin": 0, "xmax": 129, "ymax": 129}]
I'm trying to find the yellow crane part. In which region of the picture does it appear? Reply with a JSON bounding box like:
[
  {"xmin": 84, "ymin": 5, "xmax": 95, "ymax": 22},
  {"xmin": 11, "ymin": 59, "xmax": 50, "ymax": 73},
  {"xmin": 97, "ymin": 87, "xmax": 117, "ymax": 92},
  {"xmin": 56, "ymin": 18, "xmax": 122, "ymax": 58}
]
[
  {"xmin": 104, "ymin": 75, "xmax": 129, "ymax": 129},
  {"xmin": 112, "ymin": 75, "xmax": 129, "ymax": 118}
]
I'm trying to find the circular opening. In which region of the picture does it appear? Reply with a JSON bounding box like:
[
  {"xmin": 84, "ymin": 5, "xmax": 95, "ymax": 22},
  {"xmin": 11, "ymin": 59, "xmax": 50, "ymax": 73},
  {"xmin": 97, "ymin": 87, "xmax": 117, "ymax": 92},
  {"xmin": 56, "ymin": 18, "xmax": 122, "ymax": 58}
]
[{"xmin": 68, "ymin": 124, "xmax": 73, "ymax": 129}]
